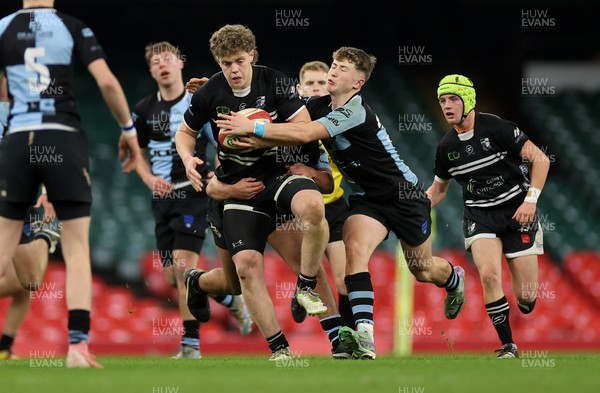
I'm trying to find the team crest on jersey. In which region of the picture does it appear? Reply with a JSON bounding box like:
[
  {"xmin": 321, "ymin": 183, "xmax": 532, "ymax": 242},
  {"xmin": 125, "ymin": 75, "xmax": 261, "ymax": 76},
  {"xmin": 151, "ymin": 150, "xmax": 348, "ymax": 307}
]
[
  {"xmin": 255, "ymin": 96, "xmax": 266, "ymax": 108},
  {"xmin": 183, "ymin": 215, "xmax": 194, "ymax": 228},
  {"xmin": 480, "ymin": 137, "xmax": 492, "ymax": 151}
]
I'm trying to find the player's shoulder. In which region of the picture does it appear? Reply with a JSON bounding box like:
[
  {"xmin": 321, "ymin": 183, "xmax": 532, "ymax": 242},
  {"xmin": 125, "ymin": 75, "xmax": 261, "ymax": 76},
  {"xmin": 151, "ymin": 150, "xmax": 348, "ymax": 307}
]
[
  {"xmin": 0, "ymin": 11, "xmax": 21, "ymax": 36},
  {"xmin": 305, "ymin": 95, "xmax": 332, "ymax": 119},
  {"xmin": 133, "ymin": 92, "xmax": 158, "ymax": 115}
]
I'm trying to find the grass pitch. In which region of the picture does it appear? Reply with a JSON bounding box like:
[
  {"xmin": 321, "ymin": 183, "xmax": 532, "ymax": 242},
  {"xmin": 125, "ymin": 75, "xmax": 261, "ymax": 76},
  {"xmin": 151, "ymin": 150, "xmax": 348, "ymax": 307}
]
[{"xmin": 2, "ymin": 353, "xmax": 598, "ymax": 393}]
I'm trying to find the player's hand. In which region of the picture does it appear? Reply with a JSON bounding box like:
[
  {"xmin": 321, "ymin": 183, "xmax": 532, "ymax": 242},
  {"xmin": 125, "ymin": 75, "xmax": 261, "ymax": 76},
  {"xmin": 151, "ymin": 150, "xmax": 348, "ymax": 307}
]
[
  {"xmin": 33, "ymin": 193, "xmax": 56, "ymax": 223},
  {"xmin": 512, "ymin": 201, "xmax": 537, "ymax": 227},
  {"xmin": 144, "ymin": 175, "xmax": 173, "ymax": 197},
  {"xmin": 286, "ymin": 163, "xmax": 314, "ymax": 178},
  {"xmin": 215, "ymin": 112, "xmax": 254, "ymax": 136},
  {"xmin": 229, "ymin": 177, "xmax": 264, "ymax": 200},
  {"xmin": 183, "ymin": 156, "xmax": 205, "ymax": 192},
  {"xmin": 186, "ymin": 77, "xmax": 209, "ymax": 93},
  {"xmin": 119, "ymin": 134, "xmax": 142, "ymax": 173}
]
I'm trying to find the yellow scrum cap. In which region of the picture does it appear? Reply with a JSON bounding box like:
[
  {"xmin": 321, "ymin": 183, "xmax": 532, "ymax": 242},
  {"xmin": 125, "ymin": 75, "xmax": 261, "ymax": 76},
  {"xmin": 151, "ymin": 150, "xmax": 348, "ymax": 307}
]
[{"xmin": 437, "ymin": 74, "xmax": 476, "ymax": 117}]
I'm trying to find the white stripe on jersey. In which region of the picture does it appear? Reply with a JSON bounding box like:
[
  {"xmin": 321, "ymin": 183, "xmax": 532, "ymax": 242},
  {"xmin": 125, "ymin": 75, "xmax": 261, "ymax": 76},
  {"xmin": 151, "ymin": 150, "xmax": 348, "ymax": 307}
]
[
  {"xmin": 219, "ymin": 148, "xmax": 277, "ymax": 166},
  {"xmin": 448, "ymin": 152, "xmax": 507, "ymax": 176},
  {"xmin": 8, "ymin": 123, "xmax": 78, "ymax": 133},
  {"xmin": 465, "ymin": 185, "xmax": 522, "ymax": 207}
]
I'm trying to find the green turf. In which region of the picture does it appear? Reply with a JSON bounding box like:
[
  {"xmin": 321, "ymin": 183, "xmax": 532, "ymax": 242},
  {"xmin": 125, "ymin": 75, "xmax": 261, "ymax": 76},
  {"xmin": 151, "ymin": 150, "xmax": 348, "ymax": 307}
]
[{"xmin": 1, "ymin": 354, "xmax": 598, "ymax": 393}]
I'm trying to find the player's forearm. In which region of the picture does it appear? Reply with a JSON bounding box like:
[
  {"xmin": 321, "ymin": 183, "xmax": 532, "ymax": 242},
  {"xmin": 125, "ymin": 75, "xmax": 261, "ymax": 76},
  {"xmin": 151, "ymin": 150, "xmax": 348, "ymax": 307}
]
[
  {"xmin": 134, "ymin": 151, "xmax": 153, "ymax": 184},
  {"xmin": 426, "ymin": 183, "xmax": 448, "ymax": 208},
  {"xmin": 263, "ymin": 122, "xmax": 314, "ymax": 145},
  {"xmin": 206, "ymin": 177, "xmax": 231, "ymax": 201},
  {"xmin": 529, "ymin": 155, "xmax": 550, "ymax": 192},
  {"xmin": 96, "ymin": 76, "xmax": 132, "ymax": 127},
  {"xmin": 175, "ymin": 127, "xmax": 197, "ymax": 162}
]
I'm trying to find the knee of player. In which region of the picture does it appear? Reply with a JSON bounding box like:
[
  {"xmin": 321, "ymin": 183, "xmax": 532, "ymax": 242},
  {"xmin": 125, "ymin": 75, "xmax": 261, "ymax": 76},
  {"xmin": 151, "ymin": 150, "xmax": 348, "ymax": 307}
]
[
  {"xmin": 294, "ymin": 196, "xmax": 325, "ymax": 225},
  {"xmin": 20, "ymin": 274, "xmax": 44, "ymax": 292},
  {"xmin": 479, "ymin": 270, "xmax": 502, "ymax": 288},
  {"xmin": 233, "ymin": 253, "xmax": 263, "ymax": 278}
]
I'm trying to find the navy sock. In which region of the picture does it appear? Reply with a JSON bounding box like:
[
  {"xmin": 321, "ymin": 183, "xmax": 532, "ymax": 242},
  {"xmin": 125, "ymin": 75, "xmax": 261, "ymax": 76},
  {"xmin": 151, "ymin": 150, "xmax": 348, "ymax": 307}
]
[
  {"xmin": 0, "ymin": 333, "xmax": 15, "ymax": 352},
  {"xmin": 213, "ymin": 295, "xmax": 234, "ymax": 307},
  {"xmin": 68, "ymin": 309, "xmax": 90, "ymax": 344},
  {"xmin": 345, "ymin": 272, "xmax": 374, "ymax": 326},
  {"xmin": 297, "ymin": 273, "xmax": 317, "ymax": 290},
  {"xmin": 266, "ymin": 331, "xmax": 289, "ymax": 352},
  {"xmin": 338, "ymin": 294, "xmax": 354, "ymax": 328},
  {"xmin": 319, "ymin": 314, "xmax": 343, "ymax": 350},
  {"xmin": 182, "ymin": 320, "xmax": 200, "ymax": 349},
  {"xmin": 441, "ymin": 263, "xmax": 459, "ymax": 292}
]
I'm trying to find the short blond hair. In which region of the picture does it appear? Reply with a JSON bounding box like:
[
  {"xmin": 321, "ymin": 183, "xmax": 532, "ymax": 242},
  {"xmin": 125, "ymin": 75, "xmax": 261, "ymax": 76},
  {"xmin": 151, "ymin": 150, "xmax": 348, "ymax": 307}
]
[
  {"xmin": 144, "ymin": 41, "xmax": 180, "ymax": 67},
  {"xmin": 209, "ymin": 24, "xmax": 257, "ymax": 62},
  {"xmin": 299, "ymin": 61, "xmax": 329, "ymax": 83},
  {"xmin": 332, "ymin": 47, "xmax": 377, "ymax": 81}
]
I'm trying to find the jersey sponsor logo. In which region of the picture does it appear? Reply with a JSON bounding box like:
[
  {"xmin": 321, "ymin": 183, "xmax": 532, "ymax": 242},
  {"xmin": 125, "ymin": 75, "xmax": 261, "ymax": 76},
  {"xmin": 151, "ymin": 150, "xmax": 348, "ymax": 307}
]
[
  {"xmin": 465, "ymin": 145, "xmax": 474, "ymax": 155},
  {"xmin": 335, "ymin": 107, "xmax": 353, "ymax": 118},
  {"xmin": 326, "ymin": 115, "xmax": 339, "ymax": 126},
  {"xmin": 447, "ymin": 151, "xmax": 460, "ymax": 161},
  {"xmin": 480, "ymin": 137, "xmax": 492, "ymax": 151}
]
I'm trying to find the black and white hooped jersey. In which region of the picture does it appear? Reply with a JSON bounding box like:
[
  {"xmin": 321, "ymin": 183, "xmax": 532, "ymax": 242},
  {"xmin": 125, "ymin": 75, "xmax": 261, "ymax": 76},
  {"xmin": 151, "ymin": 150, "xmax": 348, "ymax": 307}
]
[
  {"xmin": 0, "ymin": 7, "xmax": 105, "ymax": 133},
  {"xmin": 308, "ymin": 94, "xmax": 418, "ymax": 202},
  {"xmin": 434, "ymin": 112, "xmax": 530, "ymax": 208},
  {"xmin": 182, "ymin": 65, "xmax": 305, "ymax": 184},
  {"xmin": 133, "ymin": 90, "xmax": 214, "ymax": 184}
]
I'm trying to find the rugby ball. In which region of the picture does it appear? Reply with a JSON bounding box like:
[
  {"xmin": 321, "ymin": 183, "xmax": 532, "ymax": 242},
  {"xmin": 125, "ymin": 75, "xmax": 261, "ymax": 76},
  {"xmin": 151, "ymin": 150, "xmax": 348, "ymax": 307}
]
[{"xmin": 218, "ymin": 108, "xmax": 272, "ymax": 151}]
